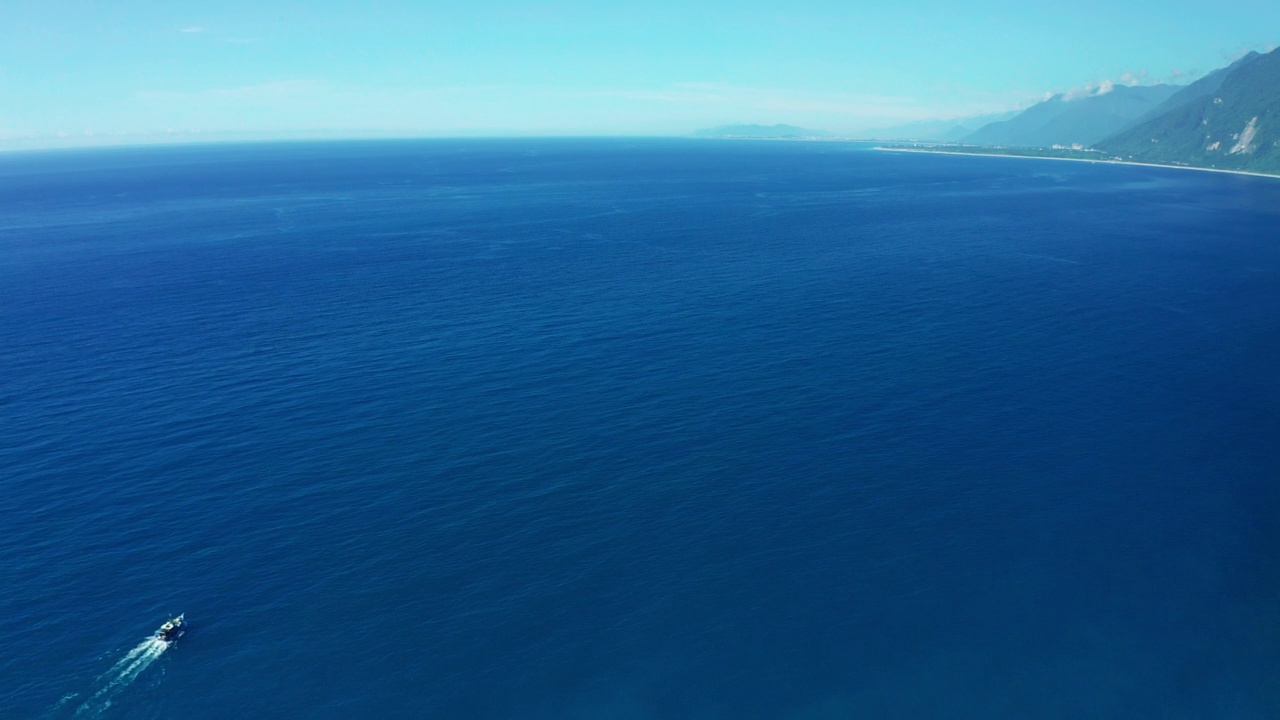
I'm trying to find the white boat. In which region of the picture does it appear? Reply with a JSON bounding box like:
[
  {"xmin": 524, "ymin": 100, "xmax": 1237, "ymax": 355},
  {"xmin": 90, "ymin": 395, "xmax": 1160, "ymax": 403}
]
[{"xmin": 155, "ymin": 614, "xmax": 186, "ymax": 642}]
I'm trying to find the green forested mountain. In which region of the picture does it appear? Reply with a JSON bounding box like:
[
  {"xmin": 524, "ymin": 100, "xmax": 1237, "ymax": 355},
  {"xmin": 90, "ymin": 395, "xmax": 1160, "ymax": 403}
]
[
  {"xmin": 1095, "ymin": 47, "xmax": 1280, "ymax": 172},
  {"xmin": 1119, "ymin": 52, "xmax": 1257, "ymax": 132},
  {"xmin": 962, "ymin": 85, "xmax": 1178, "ymax": 148}
]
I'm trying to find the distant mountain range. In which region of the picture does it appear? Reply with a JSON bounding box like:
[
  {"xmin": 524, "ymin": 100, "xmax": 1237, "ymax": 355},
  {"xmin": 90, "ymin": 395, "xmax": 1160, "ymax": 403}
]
[
  {"xmin": 859, "ymin": 111, "xmax": 1018, "ymax": 142},
  {"xmin": 692, "ymin": 124, "xmax": 833, "ymax": 139},
  {"xmin": 693, "ymin": 46, "xmax": 1279, "ymax": 173},
  {"xmin": 1095, "ymin": 49, "xmax": 1280, "ymax": 173},
  {"xmin": 962, "ymin": 84, "xmax": 1179, "ymax": 148},
  {"xmin": 948, "ymin": 46, "xmax": 1280, "ymax": 173},
  {"xmin": 1120, "ymin": 55, "xmax": 1248, "ymax": 130}
]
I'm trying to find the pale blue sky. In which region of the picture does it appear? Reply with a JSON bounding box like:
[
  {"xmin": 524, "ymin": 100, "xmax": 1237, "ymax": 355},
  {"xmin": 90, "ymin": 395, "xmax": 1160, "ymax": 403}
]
[{"xmin": 3, "ymin": 0, "xmax": 1277, "ymax": 148}]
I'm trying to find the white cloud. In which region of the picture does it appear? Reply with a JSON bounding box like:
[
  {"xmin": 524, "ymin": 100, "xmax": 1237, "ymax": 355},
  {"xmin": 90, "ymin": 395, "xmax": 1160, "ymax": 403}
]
[
  {"xmin": 1057, "ymin": 67, "xmax": 1166, "ymax": 102},
  {"xmin": 1061, "ymin": 78, "xmax": 1120, "ymax": 102},
  {"xmin": 136, "ymin": 79, "xmax": 325, "ymax": 104},
  {"xmin": 8, "ymin": 75, "xmax": 1033, "ymax": 147},
  {"xmin": 1117, "ymin": 70, "xmax": 1148, "ymax": 86},
  {"xmin": 118, "ymin": 79, "xmax": 1000, "ymax": 137},
  {"xmin": 592, "ymin": 83, "xmax": 925, "ymax": 118}
]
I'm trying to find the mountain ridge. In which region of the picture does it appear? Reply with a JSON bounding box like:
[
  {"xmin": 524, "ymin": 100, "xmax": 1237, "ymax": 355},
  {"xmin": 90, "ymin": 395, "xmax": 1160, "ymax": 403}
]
[
  {"xmin": 1095, "ymin": 47, "xmax": 1280, "ymax": 173},
  {"xmin": 962, "ymin": 85, "xmax": 1179, "ymax": 148},
  {"xmin": 859, "ymin": 111, "xmax": 1019, "ymax": 143}
]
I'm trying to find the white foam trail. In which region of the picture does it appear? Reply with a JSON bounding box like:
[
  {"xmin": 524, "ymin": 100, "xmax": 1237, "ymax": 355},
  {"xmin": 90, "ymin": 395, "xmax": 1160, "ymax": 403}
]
[{"xmin": 74, "ymin": 637, "xmax": 170, "ymax": 717}]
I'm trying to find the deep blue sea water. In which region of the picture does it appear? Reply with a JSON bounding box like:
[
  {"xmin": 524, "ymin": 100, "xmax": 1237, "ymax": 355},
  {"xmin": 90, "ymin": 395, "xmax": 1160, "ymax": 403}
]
[{"xmin": 3, "ymin": 139, "xmax": 1280, "ymax": 718}]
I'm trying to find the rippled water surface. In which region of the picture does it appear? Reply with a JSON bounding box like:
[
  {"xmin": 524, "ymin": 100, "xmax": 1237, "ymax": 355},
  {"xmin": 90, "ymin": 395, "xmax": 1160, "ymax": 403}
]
[{"xmin": 3, "ymin": 139, "xmax": 1280, "ymax": 718}]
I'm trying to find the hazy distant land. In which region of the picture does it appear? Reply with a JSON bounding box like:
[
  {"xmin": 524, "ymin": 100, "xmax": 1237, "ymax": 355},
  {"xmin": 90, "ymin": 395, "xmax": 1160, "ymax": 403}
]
[{"xmin": 692, "ymin": 124, "xmax": 834, "ymax": 139}]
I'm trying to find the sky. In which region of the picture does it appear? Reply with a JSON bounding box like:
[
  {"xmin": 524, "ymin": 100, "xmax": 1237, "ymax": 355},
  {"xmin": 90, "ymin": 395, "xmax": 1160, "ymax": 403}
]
[{"xmin": 3, "ymin": 0, "xmax": 1279, "ymax": 148}]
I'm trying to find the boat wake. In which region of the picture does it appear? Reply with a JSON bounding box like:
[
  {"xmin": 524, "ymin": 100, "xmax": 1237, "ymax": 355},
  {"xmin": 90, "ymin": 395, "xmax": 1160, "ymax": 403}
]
[{"xmin": 71, "ymin": 635, "xmax": 171, "ymax": 717}]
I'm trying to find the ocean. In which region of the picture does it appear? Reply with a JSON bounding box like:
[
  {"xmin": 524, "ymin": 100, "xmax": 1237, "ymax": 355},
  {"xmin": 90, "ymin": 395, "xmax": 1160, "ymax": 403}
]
[{"xmin": 2, "ymin": 139, "xmax": 1279, "ymax": 718}]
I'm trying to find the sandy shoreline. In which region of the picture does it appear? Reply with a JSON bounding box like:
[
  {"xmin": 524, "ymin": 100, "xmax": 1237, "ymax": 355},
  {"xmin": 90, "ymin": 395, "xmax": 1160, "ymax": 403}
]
[{"xmin": 875, "ymin": 146, "xmax": 1280, "ymax": 181}]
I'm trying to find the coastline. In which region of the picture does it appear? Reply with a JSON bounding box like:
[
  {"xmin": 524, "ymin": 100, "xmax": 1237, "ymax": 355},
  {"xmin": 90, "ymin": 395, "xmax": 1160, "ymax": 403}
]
[{"xmin": 875, "ymin": 146, "xmax": 1280, "ymax": 181}]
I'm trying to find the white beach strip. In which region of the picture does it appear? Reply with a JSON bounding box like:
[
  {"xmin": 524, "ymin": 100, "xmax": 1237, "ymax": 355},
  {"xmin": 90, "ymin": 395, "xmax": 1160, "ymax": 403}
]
[{"xmin": 874, "ymin": 146, "xmax": 1280, "ymax": 181}]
